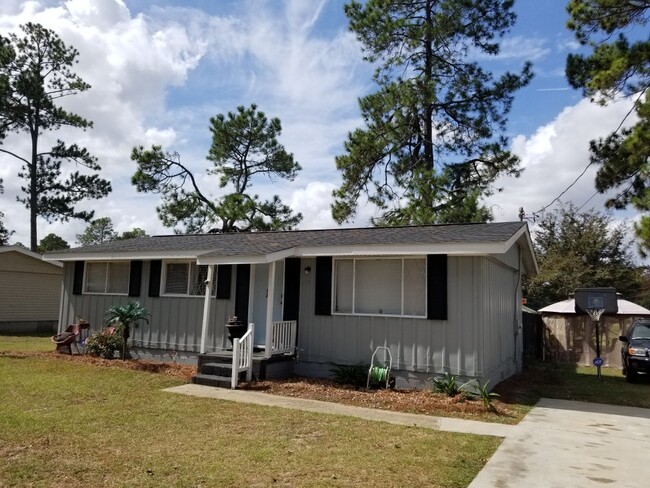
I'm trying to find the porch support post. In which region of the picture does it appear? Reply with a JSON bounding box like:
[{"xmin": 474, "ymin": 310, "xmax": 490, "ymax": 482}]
[
  {"xmin": 199, "ymin": 265, "xmax": 215, "ymax": 354},
  {"xmin": 265, "ymin": 261, "xmax": 276, "ymax": 358}
]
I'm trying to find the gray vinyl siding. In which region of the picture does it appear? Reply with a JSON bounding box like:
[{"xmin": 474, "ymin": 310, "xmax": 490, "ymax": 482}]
[
  {"xmin": 480, "ymin": 245, "xmax": 523, "ymax": 384},
  {"xmin": 296, "ymin": 253, "xmax": 521, "ymax": 383},
  {"xmin": 0, "ymin": 251, "xmax": 62, "ymax": 322},
  {"xmin": 59, "ymin": 261, "xmax": 235, "ymax": 352}
]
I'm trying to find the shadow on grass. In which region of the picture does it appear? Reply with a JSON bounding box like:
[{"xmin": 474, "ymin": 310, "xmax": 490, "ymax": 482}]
[{"xmin": 494, "ymin": 360, "xmax": 650, "ymax": 411}]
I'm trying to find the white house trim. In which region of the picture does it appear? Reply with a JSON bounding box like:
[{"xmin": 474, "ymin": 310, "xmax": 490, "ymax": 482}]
[
  {"xmin": 45, "ymin": 250, "xmax": 203, "ymax": 262},
  {"xmin": 199, "ymin": 265, "xmax": 215, "ymax": 354},
  {"xmin": 264, "ymin": 261, "xmax": 276, "ymax": 358},
  {"xmin": 196, "ymin": 247, "xmax": 294, "ymax": 266}
]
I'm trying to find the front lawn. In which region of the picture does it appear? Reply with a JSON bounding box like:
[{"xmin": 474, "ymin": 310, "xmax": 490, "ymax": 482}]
[
  {"xmin": 0, "ymin": 336, "xmax": 500, "ymax": 488},
  {"xmin": 495, "ymin": 361, "xmax": 650, "ymax": 409}
]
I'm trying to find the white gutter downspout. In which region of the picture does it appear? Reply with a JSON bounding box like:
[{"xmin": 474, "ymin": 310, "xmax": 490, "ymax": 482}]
[
  {"xmin": 265, "ymin": 261, "xmax": 276, "ymax": 359},
  {"xmin": 199, "ymin": 265, "xmax": 215, "ymax": 354}
]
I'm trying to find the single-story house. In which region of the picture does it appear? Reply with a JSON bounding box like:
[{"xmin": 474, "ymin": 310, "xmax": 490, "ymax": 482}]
[
  {"xmin": 0, "ymin": 246, "xmax": 63, "ymax": 333},
  {"xmin": 539, "ymin": 297, "xmax": 650, "ymax": 368},
  {"xmin": 45, "ymin": 222, "xmax": 537, "ymax": 388}
]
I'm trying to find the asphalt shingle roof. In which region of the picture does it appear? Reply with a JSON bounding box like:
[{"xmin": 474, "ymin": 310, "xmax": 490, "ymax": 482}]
[{"xmin": 52, "ymin": 221, "xmax": 527, "ymax": 257}]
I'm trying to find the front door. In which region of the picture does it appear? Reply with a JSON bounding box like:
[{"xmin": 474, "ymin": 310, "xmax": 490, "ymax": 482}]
[{"xmin": 250, "ymin": 261, "xmax": 285, "ymax": 348}]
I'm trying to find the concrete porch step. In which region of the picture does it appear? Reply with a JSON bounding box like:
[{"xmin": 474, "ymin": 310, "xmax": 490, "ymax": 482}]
[
  {"xmin": 191, "ymin": 373, "xmax": 233, "ymax": 388},
  {"xmin": 201, "ymin": 362, "xmax": 235, "ymax": 377}
]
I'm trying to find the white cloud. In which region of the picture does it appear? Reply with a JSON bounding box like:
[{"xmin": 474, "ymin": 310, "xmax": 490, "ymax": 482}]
[
  {"xmin": 0, "ymin": 0, "xmax": 369, "ymax": 246},
  {"xmin": 486, "ymin": 97, "xmax": 639, "ymax": 224},
  {"xmin": 473, "ymin": 36, "xmax": 550, "ymax": 62},
  {"xmin": 1, "ymin": 0, "xmax": 639, "ymax": 255}
]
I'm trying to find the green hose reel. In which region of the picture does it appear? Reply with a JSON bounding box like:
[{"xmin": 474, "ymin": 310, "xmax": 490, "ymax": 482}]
[
  {"xmin": 370, "ymin": 366, "xmax": 389, "ymax": 384},
  {"xmin": 367, "ymin": 347, "xmax": 393, "ymax": 389}
]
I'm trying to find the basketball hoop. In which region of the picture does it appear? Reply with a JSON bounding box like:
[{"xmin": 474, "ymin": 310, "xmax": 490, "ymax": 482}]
[{"xmin": 586, "ymin": 308, "xmax": 605, "ymax": 322}]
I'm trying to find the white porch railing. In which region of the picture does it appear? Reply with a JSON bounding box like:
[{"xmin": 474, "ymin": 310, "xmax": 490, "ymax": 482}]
[
  {"xmin": 270, "ymin": 320, "xmax": 297, "ymax": 355},
  {"xmin": 231, "ymin": 323, "xmax": 254, "ymax": 389}
]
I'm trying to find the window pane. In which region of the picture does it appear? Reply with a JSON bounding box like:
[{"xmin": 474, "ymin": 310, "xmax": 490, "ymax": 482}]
[
  {"xmin": 108, "ymin": 262, "xmax": 130, "ymax": 294},
  {"xmin": 334, "ymin": 259, "xmax": 353, "ymax": 313},
  {"xmin": 165, "ymin": 263, "xmax": 189, "ymax": 294},
  {"xmin": 403, "ymin": 259, "xmax": 426, "ymax": 316},
  {"xmin": 189, "ymin": 264, "xmax": 208, "ymax": 296},
  {"xmin": 355, "ymin": 259, "xmax": 401, "ymax": 315},
  {"xmin": 85, "ymin": 263, "xmax": 107, "ymax": 293}
]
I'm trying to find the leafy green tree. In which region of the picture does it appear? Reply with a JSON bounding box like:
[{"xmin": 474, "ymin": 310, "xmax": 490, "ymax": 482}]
[
  {"xmin": 132, "ymin": 104, "xmax": 302, "ymax": 233},
  {"xmin": 566, "ymin": 0, "xmax": 650, "ymax": 254},
  {"xmin": 38, "ymin": 233, "xmax": 69, "ymax": 253},
  {"xmin": 117, "ymin": 228, "xmax": 148, "ymax": 240},
  {"xmin": 332, "ymin": 0, "xmax": 532, "ymax": 225},
  {"xmin": 524, "ymin": 204, "xmax": 642, "ymax": 310},
  {"xmin": 76, "ymin": 217, "xmax": 117, "ymax": 246},
  {"xmin": 0, "ymin": 218, "xmax": 10, "ymax": 246},
  {"xmin": 0, "ymin": 23, "xmax": 111, "ymax": 251},
  {"xmin": 0, "ymin": 179, "xmax": 13, "ymax": 245}
]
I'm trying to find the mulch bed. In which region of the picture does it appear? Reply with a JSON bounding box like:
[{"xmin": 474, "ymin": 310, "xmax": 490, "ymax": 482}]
[{"xmin": 241, "ymin": 377, "xmax": 521, "ymax": 423}]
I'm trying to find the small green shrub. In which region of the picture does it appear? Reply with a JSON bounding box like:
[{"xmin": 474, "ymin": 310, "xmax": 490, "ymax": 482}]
[
  {"xmin": 461, "ymin": 379, "xmax": 500, "ymax": 411},
  {"xmin": 330, "ymin": 363, "xmax": 368, "ymax": 388},
  {"xmin": 431, "ymin": 372, "xmax": 462, "ymax": 396},
  {"xmin": 86, "ymin": 328, "xmax": 122, "ymax": 359}
]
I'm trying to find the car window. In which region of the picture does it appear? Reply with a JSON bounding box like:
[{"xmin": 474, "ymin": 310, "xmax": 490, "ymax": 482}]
[{"xmin": 631, "ymin": 324, "xmax": 650, "ymax": 339}]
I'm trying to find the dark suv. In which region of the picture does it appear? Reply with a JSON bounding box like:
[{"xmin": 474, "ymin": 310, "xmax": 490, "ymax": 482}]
[{"xmin": 620, "ymin": 320, "xmax": 650, "ymax": 382}]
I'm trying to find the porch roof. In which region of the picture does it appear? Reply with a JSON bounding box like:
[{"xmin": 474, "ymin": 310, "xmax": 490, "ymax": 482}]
[{"xmin": 44, "ymin": 221, "xmax": 537, "ymax": 273}]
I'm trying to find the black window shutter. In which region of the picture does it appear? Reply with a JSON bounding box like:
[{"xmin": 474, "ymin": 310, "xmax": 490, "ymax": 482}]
[
  {"xmin": 427, "ymin": 254, "xmax": 447, "ymax": 320},
  {"xmin": 314, "ymin": 256, "xmax": 332, "ymax": 316},
  {"xmin": 148, "ymin": 260, "xmax": 162, "ymax": 297},
  {"xmin": 72, "ymin": 261, "xmax": 85, "ymax": 295},
  {"xmin": 283, "ymin": 258, "xmax": 301, "ymax": 321},
  {"xmin": 216, "ymin": 265, "xmax": 232, "ymax": 299},
  {"xmin": 128, "ymin": 261, "xmax": 143, "ymax": 297},
  {"xmin": 234, "ymin": 264, "xmax": 250, "ymax": 323}
]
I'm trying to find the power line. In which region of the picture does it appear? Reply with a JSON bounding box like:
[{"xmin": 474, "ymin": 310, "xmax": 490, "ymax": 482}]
[{"xmin": 529, "ymin": 88, "xmax": 647, "ymax": 218}]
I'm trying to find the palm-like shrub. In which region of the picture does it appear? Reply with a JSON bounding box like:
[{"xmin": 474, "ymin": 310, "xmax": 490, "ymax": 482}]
[{"xmin": 105, "ymin": 302, "xmax": 150, "ymax": 359}]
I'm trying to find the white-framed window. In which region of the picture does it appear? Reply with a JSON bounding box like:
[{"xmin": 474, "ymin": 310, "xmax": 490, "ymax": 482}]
[
  {"xmin": 333, "ymin": 257, "xmax": 426, "ymax": 317},
  {"xmin": 162, "ymin": 261, "xmax": 208, "ymax": 296},
  {"xmin": 84, "ymin": 262, "xmax": 130, "ymax": 295}
]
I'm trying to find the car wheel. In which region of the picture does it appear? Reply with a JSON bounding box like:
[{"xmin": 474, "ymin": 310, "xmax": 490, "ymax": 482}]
[{"xmin": 626, "ymin": 368, "xmax": 638, "ymax": 383}]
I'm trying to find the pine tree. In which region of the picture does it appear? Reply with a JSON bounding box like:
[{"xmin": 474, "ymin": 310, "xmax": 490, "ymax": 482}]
[
  {"xmin": 0, "ymin": 23, "xmax": 111, "ymax": 251},
  {"xmin": 566, "ymin": 0, "xmax": 650, "ymax": 253},
  {"xmin": 132, "ymin": 104, "xmax": 302, "ymax": 233},
  {"xmin": 332, "ymin": 0, "xmax": 532, "ymax": 225}
]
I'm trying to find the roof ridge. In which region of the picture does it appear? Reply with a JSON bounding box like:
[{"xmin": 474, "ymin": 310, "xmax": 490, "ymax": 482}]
[{"xmin": 150, "ymin": 221, "xmax": 523, "ymax": 239}]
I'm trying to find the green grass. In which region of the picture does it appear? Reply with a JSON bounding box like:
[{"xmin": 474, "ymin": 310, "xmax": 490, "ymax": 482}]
[
  {"xmin": 0, "ymin": 334, "xmax": 54, "ymax": 353},
  {"xmin": 0, "ymin": 337, "xmax": 500, "ymax": 488},
  {"xmin": 496, "ymin": 361, "xmax": 650, "ymax": 410}
]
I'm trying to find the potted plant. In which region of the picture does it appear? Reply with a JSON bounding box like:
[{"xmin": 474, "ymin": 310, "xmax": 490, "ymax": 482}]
[{"xmin": 105, "ymin": 302, "xmax": 150, "ymax": 359}]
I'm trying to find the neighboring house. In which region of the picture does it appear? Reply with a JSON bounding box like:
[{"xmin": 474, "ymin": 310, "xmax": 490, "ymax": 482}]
[
  {"xmin": 539, "ymin": 297, "xmax": 650, "ymax": 368},
  {"xmin": 0, "ymin": 246, "xmax": 63, "ymax": 333},
  {"xmin": 45, "ymin": 222, "xmax": 537, "ymax": 387}
]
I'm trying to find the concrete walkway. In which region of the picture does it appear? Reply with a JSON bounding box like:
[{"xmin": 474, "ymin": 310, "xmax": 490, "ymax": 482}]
[
  {"xmin": 166, "ymin": 385, "xmax": 650, "ymax": 487},
  {"xmin": 165, "ymin": 383, "xmax": 514, "ymax": 437}
]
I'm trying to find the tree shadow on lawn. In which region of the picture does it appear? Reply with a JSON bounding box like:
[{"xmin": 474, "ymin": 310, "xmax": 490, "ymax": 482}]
[{"xmin": 494, "ymin": 360, "xmax": 650, "ymax": 411}]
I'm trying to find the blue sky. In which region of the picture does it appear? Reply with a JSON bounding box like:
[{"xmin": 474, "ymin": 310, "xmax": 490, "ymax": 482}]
[{"xmin": 0, "ymin": 0, "xmax": 640, "ymax": 249}]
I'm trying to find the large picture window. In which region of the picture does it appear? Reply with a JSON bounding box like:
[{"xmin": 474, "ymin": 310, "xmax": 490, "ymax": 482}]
[
  {"xmin": 333, "ymin": 257, "xmax": 426, "ymax": 317},
  {"xmin": 163, "ymin": 262, "xmax": 208, "ymax": 296},
  {"xmin": 84, "ymin": 262, "xmax": 130, "ymax": 294}
]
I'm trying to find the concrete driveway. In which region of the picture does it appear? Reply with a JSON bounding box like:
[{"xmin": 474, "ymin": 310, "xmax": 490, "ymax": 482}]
[{"xmin": 469, "ymin": 398, "xmax": 650, "ymax": 488}]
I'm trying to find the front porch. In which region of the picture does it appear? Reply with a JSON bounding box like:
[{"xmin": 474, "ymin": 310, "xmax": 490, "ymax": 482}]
[
  {"xmin": 193, "ymin": 350, "xmax": 295, "ymax": 388},
  {"xmin": 193, "ymin": 319, "xmax": 298, "ymax": 388}
]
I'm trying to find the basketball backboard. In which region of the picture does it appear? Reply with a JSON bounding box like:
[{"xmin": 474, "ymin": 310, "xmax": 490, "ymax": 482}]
[{"xmin": 574, "ymin": 287, "xmax": 618, "ymax": 315}]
